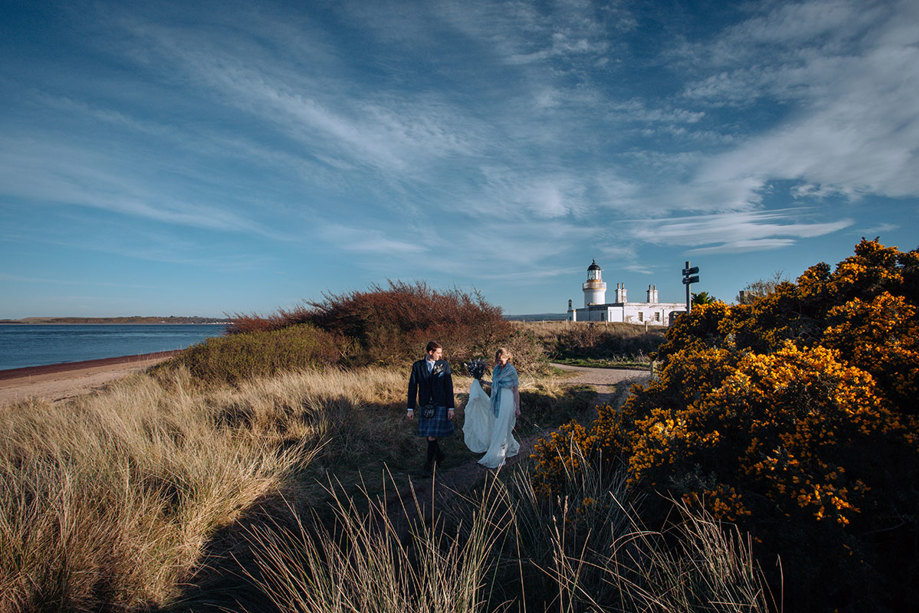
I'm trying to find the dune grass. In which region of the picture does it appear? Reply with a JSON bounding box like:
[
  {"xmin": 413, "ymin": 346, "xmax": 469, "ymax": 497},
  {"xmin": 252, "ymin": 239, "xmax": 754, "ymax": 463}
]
[
  {"xmin": 0, "ymin": 362, "xmax": 594, "ymax": 611},
  {"xmin": 0, "ymin": 359, "xmax": 774, "ymax": 612},
  {"xmin": 0, "ymin": 366, "xmax": 317, "ymax": 610},
  {"xmin": 0, "ymin": 365, "xmax": 412, "ymax": 610},
  {"xmin": 244, "ymin": 447, "xmax": 775, "ymax": 612}
]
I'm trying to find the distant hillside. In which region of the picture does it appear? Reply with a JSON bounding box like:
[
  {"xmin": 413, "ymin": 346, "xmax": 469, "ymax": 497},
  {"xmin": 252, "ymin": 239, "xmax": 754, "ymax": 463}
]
[{"xmin": 1, "ymin": 316, "xmax": 229, "ymax": 324}]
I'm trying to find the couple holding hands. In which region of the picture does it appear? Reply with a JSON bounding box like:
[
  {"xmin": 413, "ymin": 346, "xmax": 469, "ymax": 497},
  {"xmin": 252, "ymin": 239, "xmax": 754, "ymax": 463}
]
[{"xmin": 407, "ymin": 341, "xmax": 520, "ymax": 474}]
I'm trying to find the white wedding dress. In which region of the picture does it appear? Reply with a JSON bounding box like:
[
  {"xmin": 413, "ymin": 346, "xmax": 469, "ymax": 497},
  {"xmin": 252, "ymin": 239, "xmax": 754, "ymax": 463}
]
[{"xmin": 464, "ymin": 380, "xmax": 520, "ymax": 469}]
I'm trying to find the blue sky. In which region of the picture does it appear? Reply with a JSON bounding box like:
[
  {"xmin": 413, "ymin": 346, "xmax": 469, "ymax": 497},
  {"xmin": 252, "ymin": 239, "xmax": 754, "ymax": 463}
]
[{"xmin": 1, "ymin": 0, "xmax": 917, "ymax": 318}]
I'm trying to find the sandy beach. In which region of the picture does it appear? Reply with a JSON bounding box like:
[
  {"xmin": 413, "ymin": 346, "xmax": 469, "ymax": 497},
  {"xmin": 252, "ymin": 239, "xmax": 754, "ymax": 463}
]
[{"xmin": 0, "ymin": 351, "xmax": 180, "ymax": 406}]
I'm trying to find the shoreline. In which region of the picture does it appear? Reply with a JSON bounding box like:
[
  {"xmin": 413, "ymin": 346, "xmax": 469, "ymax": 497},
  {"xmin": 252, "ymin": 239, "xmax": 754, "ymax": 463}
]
[
  {"xmin": 0, "ymin": 350, "xmax": 182, "ymax": 406},
  {"xmin": 0, "ymin": 350, "xmax": 183, "ymax": 381}
]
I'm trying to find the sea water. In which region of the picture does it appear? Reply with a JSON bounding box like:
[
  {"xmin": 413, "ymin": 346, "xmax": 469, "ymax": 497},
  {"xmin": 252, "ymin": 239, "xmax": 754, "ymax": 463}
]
[{"xmin": 0, "ymin": 324, "xmax": 227, "ymax": 371}]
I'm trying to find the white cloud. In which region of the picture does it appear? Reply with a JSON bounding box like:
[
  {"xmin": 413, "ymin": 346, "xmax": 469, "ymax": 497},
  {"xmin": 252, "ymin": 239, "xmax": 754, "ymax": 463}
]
[
  {"xmin": 859, "ymin": 223, "xmax": 899, "ymax": 235},
  {"xmin": 686, "ymin": 239, "xmax": 797, "ymax": 256},
  {"xmin": 608, "ymin": 99, "xmax": 706, "ymax": 124},
  {"xmin": 120, "ymin": 20, "xmax": 485, "ymax": 180},
  {"xmin": 672, "ymin": 0, "xmax": 919, "ymax": 212},
  {"xmin": 319, "ymin": 223, "xmax": 427, "ymax": 256},
  {"xmin": 621, "ymin": 263, "xmax": 655, "ymax": 274},
  {"xmin": 0, "ymin": 138, "xmax": 274, "ymax": 235},
  {"xmin": 629, "ymin": 209, "xmax": 853, "ymax": 254}
]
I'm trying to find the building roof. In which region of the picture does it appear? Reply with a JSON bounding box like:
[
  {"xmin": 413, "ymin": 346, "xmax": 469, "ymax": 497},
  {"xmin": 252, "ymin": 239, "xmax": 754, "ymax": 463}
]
[{"xmin": 588, "ymin": 259, "xmax": 602, "ymax": 271}]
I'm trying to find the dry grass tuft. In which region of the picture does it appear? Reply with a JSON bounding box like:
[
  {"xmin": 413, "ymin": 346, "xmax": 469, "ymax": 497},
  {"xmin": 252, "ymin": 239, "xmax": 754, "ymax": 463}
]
[
  {"xmin": 244, "ymin": 476, "xmax": 511, "ymax": 613},
  {"xmin": 243, "ymin": 449, "xmax": 775, "ymax": 612},
  {"xmin": 0, "ymin": 366, "xmax": 406, "ymax": 611}
]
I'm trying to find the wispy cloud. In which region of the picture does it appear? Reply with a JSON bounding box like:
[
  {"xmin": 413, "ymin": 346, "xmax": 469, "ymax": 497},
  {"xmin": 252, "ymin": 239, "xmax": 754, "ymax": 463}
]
[
  {"xmin": 319, "ymin": 223, "xmax": 426, "ymax": 256},
  {"xmin": 1, "ymin": 0, "xmax": 915, "ymax": 317},
  {"xmin": 672, "ymin": 0, "xmax": 919, "ymax": 211},
  {"xmin": 120, "ymin": 18, "xmax": 484, "ymax": 181},
  {"xmin": 0, "ymin": 138, "xmax": 277, "ymax": 236},
  {"xmin": 859, "ymin": 223, "xmax": 899, "ymax": 235},
  {"xmin": 629, "ymin": 209, "xmax": 854, "ymax": 254}
]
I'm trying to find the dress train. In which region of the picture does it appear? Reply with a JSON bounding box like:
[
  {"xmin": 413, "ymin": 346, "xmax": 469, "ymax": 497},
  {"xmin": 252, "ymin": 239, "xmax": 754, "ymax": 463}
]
[
  {"xmin": 463, "ymin": 379, "xmax": 493, "ymax": 453},
  {"xmin": 463, "ymin": 380, "xmax": 519, "ymax": 468}
]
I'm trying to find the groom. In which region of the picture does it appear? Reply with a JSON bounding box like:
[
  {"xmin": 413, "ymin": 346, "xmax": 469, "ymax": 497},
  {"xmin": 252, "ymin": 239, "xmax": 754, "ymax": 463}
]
[{"xmin": 406, "ymin": 341, "xmax": 455, "ymax": 474}]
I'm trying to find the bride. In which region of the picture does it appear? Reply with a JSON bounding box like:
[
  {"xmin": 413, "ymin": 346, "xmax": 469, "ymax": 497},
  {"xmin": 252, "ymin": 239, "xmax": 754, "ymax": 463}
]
[{"xmin": 464, "ymin": 348, "xmax": 520, "ymax": 469}]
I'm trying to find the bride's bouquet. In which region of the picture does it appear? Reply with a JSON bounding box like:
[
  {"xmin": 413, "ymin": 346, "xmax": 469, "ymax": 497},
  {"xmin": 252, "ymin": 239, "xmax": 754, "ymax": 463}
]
[{"xmin": 465, "ymin": 359, "xmax": 488, "ymax": 380}]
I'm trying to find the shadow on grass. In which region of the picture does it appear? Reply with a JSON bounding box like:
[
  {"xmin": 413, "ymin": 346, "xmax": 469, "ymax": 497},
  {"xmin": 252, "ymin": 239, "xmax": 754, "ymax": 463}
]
[{"xmin": 156, "ymin": 384, "xmax": 598, "ymax": 612}]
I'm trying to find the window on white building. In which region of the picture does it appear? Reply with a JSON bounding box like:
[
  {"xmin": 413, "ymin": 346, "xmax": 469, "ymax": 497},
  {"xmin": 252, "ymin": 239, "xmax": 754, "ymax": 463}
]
[
  {"xmin": 638, "ymin": 312, "xmax": 644, "ymax": 322},
  {"xmin": 655, "ymin": 312, "xmax": 661, "ymax": 321}
]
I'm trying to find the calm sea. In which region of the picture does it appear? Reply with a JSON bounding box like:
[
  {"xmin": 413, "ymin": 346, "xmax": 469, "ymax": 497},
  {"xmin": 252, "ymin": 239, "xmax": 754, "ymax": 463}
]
[{"xmin": 0, "ymin": 324, "xmax": 228, "ymax": 371}]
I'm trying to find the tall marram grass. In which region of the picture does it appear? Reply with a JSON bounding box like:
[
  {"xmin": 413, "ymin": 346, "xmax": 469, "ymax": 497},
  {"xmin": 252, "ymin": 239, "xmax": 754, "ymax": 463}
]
[
  {"xmin": 244, "ymin": 446, "xmax": 775, "ymax": 612},
  {"xmin": 0, "ymin": 365, "xmax": 406, "ymax": 612},
  {"xmin": 245, "ymin": 479, "xmax": 511, "ymax": 612}
]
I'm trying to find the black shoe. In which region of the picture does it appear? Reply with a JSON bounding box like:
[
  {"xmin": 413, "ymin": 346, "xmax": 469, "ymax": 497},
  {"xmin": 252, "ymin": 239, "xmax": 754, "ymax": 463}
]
[{"xmin": 423, "ymin": 460, "xmax": 434, "ymax": 476}]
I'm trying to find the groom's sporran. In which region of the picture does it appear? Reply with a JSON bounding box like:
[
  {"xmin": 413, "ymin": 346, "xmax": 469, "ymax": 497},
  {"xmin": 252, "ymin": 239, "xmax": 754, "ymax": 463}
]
[{"xmin": 420, "ymin": 361, "xmax": 443, "ymax": 418}]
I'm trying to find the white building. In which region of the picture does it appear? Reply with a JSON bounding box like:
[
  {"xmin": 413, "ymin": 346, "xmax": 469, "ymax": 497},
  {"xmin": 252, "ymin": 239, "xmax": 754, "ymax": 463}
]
[{"xmin": 567, "ymin": 260, "xmax": 686, "ymax": 326}]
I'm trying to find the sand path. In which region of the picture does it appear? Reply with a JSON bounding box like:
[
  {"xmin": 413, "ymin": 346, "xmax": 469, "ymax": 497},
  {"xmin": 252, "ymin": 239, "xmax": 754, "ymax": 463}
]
[
  {"xmin": 0, "ymin": 351, "xmax": 179, "ymax": 406},
  {"xmin": 549, "ymin": 362, "xmax": 651, "ymax": 408}
]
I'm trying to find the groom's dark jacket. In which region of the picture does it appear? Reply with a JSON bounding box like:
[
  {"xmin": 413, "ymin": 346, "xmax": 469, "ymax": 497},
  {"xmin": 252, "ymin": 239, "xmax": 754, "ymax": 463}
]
[{"xmin": 407, "ymin": 359, "xmax": 455, "ymax": 410}]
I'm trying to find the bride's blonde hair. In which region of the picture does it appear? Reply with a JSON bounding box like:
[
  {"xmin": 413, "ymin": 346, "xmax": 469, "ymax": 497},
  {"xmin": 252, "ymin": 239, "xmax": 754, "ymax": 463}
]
[{"xmin": 495, "ymin": 347, "xmax": 512, "ymax": 362}]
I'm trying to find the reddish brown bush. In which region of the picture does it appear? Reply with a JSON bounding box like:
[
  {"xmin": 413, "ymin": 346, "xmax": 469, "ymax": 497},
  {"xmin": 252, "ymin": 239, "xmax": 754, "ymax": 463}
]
[{"xmin": 227, "ymin": 281, "xmax": 543, "ymax": 371}]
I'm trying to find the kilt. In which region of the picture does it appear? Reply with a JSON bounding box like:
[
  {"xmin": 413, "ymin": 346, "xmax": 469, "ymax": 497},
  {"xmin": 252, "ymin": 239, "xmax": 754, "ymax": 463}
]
[{"xmin": 416, "ymin": 405, "xmax": 455, "ymax": 438}]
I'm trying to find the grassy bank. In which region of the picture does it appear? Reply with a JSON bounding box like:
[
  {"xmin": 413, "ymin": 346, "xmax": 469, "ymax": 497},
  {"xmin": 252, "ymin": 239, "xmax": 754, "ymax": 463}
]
[
  {"xmin": 515, "ymin": 320, "xmax": 665, "ymax": 363},
  {"xmin": 0, "ymin": 367, "xmax": 311, "ymax": 610},
  {"xmin": 0, "ymin": 362, "xmax": 593, "ymax": 611},
  {"xmin": 552, "ymin": 356, "xmax": 652, "ymax": 370}
]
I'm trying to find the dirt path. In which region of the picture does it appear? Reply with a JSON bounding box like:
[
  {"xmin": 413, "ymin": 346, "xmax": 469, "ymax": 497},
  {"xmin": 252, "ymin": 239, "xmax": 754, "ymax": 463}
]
[
  {"xmin": 387, "ymin": 364, "xmax": 652, "ymax": 534},
  {"xmin": 550, "ymin": 363, "xmax": 650, "ymax": 408}
]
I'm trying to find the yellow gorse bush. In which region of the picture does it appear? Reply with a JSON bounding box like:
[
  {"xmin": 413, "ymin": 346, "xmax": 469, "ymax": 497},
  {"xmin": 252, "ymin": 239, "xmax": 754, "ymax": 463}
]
[{"xmin": 531, "ymin": 239, "xmax": 919, "ymax": 611}]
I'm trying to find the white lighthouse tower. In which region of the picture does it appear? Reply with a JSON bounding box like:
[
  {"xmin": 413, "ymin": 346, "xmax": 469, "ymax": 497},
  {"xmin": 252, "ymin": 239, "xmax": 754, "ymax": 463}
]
[{"xmin": 582, "ymin": 259, "xmax": 607, "ymax": 307}]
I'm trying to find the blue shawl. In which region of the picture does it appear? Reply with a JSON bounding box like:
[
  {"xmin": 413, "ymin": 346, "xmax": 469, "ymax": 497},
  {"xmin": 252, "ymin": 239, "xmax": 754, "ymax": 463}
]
[{"xmin": 490, "ymin": 363, "xmax": 519, "ymax": 417}]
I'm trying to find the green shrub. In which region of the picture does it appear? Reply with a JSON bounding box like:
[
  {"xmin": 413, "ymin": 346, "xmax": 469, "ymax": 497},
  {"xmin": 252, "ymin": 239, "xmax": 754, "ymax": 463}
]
[
  {"xmin": 516, "ymin": 320, "xmax": 665, "ymax": 361},
  {"xmin": 162, "ymin": 324, "xmax": 346, "ymax": 384}
]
